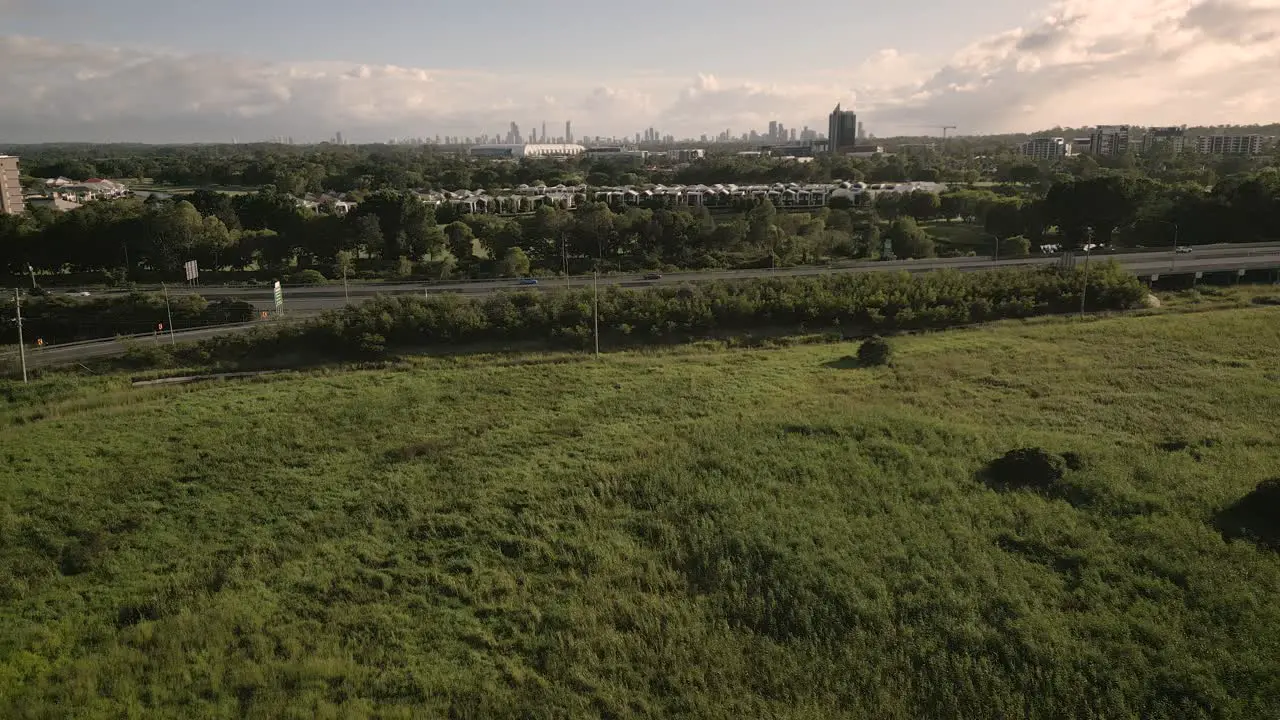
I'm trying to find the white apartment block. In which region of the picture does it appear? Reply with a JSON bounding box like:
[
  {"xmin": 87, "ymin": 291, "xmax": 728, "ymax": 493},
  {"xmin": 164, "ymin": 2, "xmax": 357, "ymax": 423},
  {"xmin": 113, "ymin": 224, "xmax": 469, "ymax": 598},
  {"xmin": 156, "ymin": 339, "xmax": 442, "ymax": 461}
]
[
  {"xmin": 1019, "ymin": 137, "xmax": 1068, "ymax": 160},
  {"xmin": 0, "ymin": 155, "xmax": 24, "ymax": 215},
  {"xmin": 1194, "ymin": 135, "xmax": 1265, "ymax": 156}
]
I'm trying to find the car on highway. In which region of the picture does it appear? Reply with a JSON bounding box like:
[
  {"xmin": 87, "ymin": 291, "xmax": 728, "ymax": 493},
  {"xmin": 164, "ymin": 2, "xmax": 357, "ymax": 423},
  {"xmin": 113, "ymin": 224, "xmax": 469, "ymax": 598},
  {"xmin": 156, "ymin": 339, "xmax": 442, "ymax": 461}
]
[
  {"xmin": 1175, "ymin": 246, "xmax": 1193, "ymax": 254},
  {"xmin": 65, "ymin": 290, "xmax": 92, "ymax": 297},
  {"xmin": 644, "ymin": 273, "xmax": 663, "ymax": 280},
  {"xmin": 517, "ymin": 278, "xmax": 539, "ymax": 286}
]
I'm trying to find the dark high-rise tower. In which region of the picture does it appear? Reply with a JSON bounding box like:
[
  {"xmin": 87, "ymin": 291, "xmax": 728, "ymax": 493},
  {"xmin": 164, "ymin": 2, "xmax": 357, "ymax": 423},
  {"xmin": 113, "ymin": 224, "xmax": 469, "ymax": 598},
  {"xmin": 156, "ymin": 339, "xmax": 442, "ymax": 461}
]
[{"xmin": 828, "ymin": 103, "xmax": 858, "ymax": 154}]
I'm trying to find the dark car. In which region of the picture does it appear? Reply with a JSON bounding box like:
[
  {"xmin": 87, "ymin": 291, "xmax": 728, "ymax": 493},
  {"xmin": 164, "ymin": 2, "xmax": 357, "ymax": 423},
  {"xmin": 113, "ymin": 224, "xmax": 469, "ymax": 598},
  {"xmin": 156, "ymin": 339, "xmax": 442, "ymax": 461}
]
[
  {"xmin": 517, "ymin": 278, "xmax": 539, "ymax": 286},
  {"xmin": 643, "ymin": 273, "xmax": 663, "ymax": 280}
]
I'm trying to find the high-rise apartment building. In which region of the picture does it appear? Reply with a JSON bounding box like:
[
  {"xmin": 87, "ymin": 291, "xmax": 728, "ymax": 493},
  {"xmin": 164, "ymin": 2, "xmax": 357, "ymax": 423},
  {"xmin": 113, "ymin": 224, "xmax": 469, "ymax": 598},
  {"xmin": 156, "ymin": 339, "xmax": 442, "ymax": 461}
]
[
  {"xmin": 827, "ymin": 103, "xmax": 858, "ymax": 154},
  {"xmin": 1019, "ymin": 137, "xmax": 1069, "ymax": 160},
  {"xmin": 1194, "ymin": 134, "xmax": 1265, "ymax": 156},
  {"xmin": 1141, "ymin": 126, "xmax": 1186, "ymax": 154},
  {"xmin": 1088, "ymin": 125, "xmax": 1130, "ymax": 156},
  {"xmin": 565, "ymin": 120, "xmax": 573, "ymax": 144},
  {"xmin": 0, "ymin": 155, "xmax": 24, "ymax": 215}
]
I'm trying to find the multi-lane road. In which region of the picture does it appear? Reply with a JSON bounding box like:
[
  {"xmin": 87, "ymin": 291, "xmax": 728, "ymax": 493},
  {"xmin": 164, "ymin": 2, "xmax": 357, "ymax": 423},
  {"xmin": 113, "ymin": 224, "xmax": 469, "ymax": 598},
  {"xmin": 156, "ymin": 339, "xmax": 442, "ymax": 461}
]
[
  {"xmin": 8, "ymin": 243, "xmax": 1280, "ymax": 368},
  {"xmin": 141, "ymin": 242, "xmax": 1280, "ymax": 315}
]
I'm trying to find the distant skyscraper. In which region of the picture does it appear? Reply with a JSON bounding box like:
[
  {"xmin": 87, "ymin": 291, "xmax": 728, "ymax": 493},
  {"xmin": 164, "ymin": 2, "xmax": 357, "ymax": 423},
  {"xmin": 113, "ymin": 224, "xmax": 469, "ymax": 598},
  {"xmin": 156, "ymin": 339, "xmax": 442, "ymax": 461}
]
[
  {"xmin": 335, "ymin": 131, "xmax": 344, "ymax": 145},
  {"xmin": 857, "ymin": 121, "xmax": 865, "ymax": 140},
  {"xmin": 565, "ymin": 120, "xmax": 573, "ymax": 143},
  {"xmin": 828, "ymin": 103, "xmax": 858, "ymax": 154},
  {"xmin": 769, "ymin": 120, "xmax": 778, "ymax": 140}
]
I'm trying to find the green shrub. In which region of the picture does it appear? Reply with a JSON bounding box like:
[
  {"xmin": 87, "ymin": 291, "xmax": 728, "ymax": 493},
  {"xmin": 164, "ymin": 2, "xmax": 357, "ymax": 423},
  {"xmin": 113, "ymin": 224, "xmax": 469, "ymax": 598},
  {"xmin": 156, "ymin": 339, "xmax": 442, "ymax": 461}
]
[
  {"xmin": 151, "ymin": 265, "xmax": 1146, "ymax": 369},
  {"xmin": 288, "ymin": 269, "xmax": 328, "ymax": 286},
  {"xmin": 857, "ymin": 336, "xmax": 892, "ymax": 366},
  {"xmin": 984, "ymin": 447, "xmax": 1066, "ymax": 493}
]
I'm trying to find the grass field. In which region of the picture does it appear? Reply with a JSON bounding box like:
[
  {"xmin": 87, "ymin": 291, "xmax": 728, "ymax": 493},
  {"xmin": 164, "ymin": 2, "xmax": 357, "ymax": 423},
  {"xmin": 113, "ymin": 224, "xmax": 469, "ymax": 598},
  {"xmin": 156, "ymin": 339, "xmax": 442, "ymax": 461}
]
[
  {"xmin": 922, "ymin": 221, "xmax": 996, "ymax": 255},
  {"xmin": 3, "ymin": 306, "xmax": 1280, "ymax": 717}
]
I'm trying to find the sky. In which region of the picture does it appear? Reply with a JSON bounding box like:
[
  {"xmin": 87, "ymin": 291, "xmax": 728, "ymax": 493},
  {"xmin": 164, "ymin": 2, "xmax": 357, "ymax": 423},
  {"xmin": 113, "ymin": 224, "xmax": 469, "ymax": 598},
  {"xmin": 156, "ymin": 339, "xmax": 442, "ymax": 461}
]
[{"xmin": 1, "ymin": 0, "xmax": 1279, "ymax": 143}]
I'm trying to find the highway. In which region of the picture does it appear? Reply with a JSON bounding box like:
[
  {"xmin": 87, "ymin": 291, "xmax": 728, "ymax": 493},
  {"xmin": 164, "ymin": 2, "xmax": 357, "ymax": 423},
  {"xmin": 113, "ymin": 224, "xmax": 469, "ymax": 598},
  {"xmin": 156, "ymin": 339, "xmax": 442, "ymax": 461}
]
[
  {"xmin": 8, "ymin": 243, "xmax": 1280, "ymax": 369},
  {"xmin": 169, "ymin": 243, "xmax": 1280, "ymax": 315}
]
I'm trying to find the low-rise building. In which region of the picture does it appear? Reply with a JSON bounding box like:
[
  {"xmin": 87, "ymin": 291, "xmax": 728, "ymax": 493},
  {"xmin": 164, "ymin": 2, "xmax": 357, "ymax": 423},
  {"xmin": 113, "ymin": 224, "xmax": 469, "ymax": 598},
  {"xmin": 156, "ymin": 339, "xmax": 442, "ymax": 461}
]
[
  {"xmin": 670, "ymin": 148, "xmax": 706, "ymax": 162},
  {"xmin": 24, "ymin": 195, "xmax": 82, "ymax": 212},
  {"xmin": 469, "ymin": 143, "xmax": 585, "ymax": 159},
  {"xmin": 1018, "ymin": 137, "xmax": 1069, "ymax": 160},
  {"xmin": 584, "ymin": 146, "xmax": 648, "ymax": 162},
  {"xmin": 845, "ymin": 144, "xmax": 885, "ymax": 157},
  {"xmin": 0, "ymin": 155, "xmax": 24, "ymax": 215},
  {"xmin": 1194, "ymin": 134, "xmax": 1265, "ymax": 156}
]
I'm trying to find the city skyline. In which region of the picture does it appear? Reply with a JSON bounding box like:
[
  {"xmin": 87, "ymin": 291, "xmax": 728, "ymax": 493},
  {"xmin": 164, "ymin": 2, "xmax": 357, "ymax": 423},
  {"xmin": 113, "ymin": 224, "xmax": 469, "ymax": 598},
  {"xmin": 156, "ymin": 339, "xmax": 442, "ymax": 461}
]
[{"xmin": 1, "ymin": 1, "xmax": 1279, "ymax": 143}]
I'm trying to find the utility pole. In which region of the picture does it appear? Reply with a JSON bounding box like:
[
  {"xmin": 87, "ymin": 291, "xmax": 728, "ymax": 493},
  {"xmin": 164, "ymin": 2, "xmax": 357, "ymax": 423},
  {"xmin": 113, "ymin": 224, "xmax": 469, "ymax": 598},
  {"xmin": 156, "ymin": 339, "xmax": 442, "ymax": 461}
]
[
  {"xmin": 14, "ymin": 289, "xmax": 28, "ymax": 384},
  {"xmin": 1079, "ymin": 229, "xmax": 1094, "ymax": 319},
  {"xmin": 593, "ymin": 270, "xmax": 600, "ymax": 359},
  {"xmin": 562, "ymin": 234, "xmax": 570, "ymax": 291},
  {"xmin": 161, "ymin": 283, "xmax": 176, "ymax": 346},
  {"xmin": 342, "ymin": 264, "xmax": 350, "ymax": 304}
]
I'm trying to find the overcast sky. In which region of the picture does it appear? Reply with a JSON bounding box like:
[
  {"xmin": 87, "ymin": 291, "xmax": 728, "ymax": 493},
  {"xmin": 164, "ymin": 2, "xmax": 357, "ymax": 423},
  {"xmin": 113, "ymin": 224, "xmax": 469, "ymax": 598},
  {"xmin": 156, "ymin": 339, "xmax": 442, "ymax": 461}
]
[{"xmin": 2, "ymin": 0, "xmax": 1278, "ymax": 143}]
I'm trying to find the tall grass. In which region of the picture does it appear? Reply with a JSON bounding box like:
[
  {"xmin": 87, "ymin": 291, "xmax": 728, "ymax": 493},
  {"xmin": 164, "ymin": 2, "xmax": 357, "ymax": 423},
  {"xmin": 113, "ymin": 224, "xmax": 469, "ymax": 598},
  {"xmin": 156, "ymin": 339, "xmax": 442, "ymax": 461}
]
[{"xmin": 2, "ymin": 306, "xmax": 1278, "ymax": 718}]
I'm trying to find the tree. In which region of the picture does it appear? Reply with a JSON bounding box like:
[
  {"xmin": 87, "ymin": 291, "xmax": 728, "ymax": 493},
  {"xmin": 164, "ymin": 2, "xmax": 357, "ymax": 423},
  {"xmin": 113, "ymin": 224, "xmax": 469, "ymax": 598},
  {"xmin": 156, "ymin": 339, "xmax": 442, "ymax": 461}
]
[
  {"xmin": 745, "ymin": 199, "xmax": 777, "ymax": 248},
  {"xmin": 445, "ymin": 221, "xmax": 476, "ymax": 263},
  {"xmin": 1045, "ymin": 176, "xmax": 1154, "ymax": 247},
  {"xmin": 333, "ymin": 250, "xmax": 356, "ymax": 279},
  {"xmin": 888, "ymin": 217, "xmax": 935, "ymax": 259},
  {"xmin": 498, "ymin": 247, "xmax": 531, "ymax": 278},
  {"xmin": 905, "ymin": 191, "xmax": 941, "ymax": 221},
  {"xmin": 1001, "ymin": 235, "xmax": 1031, "ymax": 257},
  {"xmin": 197, "ymin": 216, "xmax": 235, "ymax": 269},
  {"xmin": 352, "ymin": 214, "xmax": 385, "ymax": 257}
]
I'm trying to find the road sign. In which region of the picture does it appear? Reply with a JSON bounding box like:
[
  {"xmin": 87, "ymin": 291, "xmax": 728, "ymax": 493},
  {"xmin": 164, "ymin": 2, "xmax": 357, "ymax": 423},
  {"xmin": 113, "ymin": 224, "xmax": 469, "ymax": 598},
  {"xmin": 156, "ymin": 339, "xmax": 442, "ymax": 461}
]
[
  {"xmin": 183, "ymin": 260, "xmax": 199, "ymax": 282},
  {"xmin": 273, "ymin": 281, "xmax": 284, "ymax": 314},
  {"xmin": 1238, "ymin": 269, "xmax": 1247, "ymax": 277},
  {"xmin": 1150, "ymin": 274, "xmax": 1159, "ymax": 281},
  {"xmin": 1195, "ymin": 272, "xmax": 1203, "ymax": 279}
]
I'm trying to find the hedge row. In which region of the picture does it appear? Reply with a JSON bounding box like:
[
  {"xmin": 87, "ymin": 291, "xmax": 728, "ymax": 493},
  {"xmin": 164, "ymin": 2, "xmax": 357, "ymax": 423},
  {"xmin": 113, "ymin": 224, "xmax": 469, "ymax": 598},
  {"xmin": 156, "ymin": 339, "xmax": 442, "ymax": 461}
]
[
  {"xmin": 157, "ymin": 263, "xmax": 1146, "ymax": 367},
  {"xmin": 4, "ymin": 292, "xmax": 256, "ymax": 345}
]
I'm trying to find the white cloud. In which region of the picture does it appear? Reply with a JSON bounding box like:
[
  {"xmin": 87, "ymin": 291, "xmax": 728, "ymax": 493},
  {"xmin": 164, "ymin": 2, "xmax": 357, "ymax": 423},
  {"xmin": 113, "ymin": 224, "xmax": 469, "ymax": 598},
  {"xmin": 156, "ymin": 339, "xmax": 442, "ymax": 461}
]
[{"xmin": 1, "ymin": 0, "xmax": 1278, "ymax": 143}]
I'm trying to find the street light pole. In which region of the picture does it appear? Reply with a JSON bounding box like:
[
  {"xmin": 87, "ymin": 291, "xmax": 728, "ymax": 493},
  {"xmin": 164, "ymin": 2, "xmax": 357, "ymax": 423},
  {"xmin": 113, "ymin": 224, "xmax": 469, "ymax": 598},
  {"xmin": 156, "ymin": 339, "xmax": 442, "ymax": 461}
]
[
  {"xmin": 14, "ymin": 289, "xmax": 28, "ymax": 384},
  {"xmin": 1079, "ymin": 233, "xmax": 1093, "ymax": 319},
  {"xmin": 161, "ymin": 283, "xmax": 176, "ymax": 346}
]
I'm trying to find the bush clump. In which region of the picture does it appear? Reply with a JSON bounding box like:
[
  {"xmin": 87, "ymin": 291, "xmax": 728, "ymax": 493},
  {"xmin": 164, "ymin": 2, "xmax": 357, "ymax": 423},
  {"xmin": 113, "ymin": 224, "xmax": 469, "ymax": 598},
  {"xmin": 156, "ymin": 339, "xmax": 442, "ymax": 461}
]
[
  {"xmin": 984, "ymin": 447, "xmax": 1068, "ymax": 494},
  {"xmin": 288, "ymin": 269, "xmax": 328, "ymax": 286},
  {"xmin": 1215, "ymin": 478, "xmax": 1280, "ymax": 550},
  {"xmin": 857, "ymin": 336, "xmax": 892, "ymax": 366}
]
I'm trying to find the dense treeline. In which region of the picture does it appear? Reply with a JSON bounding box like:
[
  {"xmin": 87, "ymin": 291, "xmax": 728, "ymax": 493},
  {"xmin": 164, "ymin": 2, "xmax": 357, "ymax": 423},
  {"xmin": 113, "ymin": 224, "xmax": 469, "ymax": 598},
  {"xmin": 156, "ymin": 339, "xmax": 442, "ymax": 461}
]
[
  {"xmin": 7, "ymin": 135, "xmax": 1276, "ymax": 194},
  {"xmin": 4, "ymin": 167, "xmax": 1278, "ymax": 285},
  {"xmin": 1, "ymin": 293, "xmax": 255, "ymax": 345},
  {"xmin": 143, "ymin": 266, "xmax": 1145, "ymax": 368}
]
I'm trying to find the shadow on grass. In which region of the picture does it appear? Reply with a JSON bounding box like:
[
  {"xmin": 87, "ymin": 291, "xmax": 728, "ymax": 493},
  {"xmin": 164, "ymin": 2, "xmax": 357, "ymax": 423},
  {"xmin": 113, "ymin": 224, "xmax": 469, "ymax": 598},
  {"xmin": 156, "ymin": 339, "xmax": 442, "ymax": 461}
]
[
  {"xmin": 822, "ymin": 355, "xmax": 862, "ymax": 370},
  {"xmin": 1214, "ymin": 478, "xmax": 1280, "ymax": 551}
]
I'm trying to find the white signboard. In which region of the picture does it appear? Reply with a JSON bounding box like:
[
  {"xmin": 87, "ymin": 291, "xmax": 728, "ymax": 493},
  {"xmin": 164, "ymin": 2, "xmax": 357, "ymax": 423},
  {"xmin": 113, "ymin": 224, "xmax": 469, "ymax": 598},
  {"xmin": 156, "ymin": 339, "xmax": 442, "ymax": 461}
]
[
  {"xmin": 183, "ymin": 260, "xmax": 199, "ymax": 281},
  {"xmin": 273, "ymin": 281, "xmax": 284, "ymax": 314}
]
